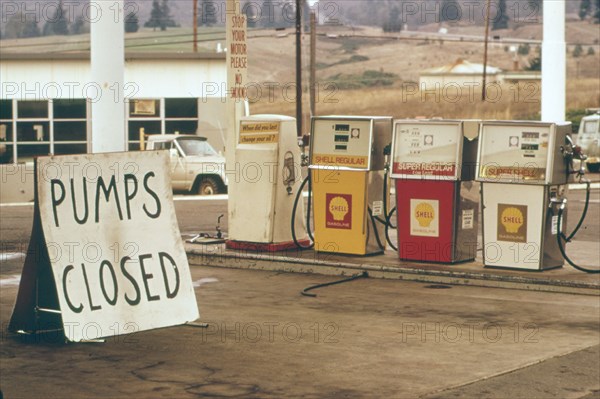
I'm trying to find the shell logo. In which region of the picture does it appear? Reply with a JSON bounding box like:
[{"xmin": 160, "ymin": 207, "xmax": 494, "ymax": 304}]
[
  {"xmin": 328, "ymin": 196, "xmax": 349, "ymax": 221},
  {"xmin": 501, "ymin": 207, "xmax": 524, "ymax": 233},
  {"xmin": 414, "ymin": 202, "xmax": 435, "ymax": 227}
]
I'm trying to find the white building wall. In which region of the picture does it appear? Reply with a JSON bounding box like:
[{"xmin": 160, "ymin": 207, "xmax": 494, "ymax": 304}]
[{"xmin": 1, "ymin": 58, "xmax": 227, "ymax": 100}]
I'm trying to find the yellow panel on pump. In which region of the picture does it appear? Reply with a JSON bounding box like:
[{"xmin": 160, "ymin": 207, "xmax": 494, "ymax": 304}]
[{"xmin": 312, "ymin": 169, "xmax": 368, "ymax": 255}]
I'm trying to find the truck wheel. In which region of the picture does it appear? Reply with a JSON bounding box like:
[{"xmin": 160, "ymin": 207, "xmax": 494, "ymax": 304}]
[
  {"xmin": 587, "ymin": 163, "xmax": 600, "ymax": 173},
  {"xmin": 196, "ymin": 177, "xmax": 220, "ymax": 195}
]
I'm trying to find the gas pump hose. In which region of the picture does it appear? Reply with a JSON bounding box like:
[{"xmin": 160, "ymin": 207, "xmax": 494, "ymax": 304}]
[
  {"xmin": 370, "ymin": 170, "xmax": 398, "ymax": 251},
  {"xmin": 291, "ymin": 175, "xmax": 314, "ymax": 249},
  {"xmin": 301, "ymin": 271, "xmax": 369, "ymax": 297},
  {"xmin": 555, "ymin": 180, "xmax": 599, "ymax": 274},
  {"xmin": 368, "ymin": 207, "xmax": 386, "ymax": 251}
]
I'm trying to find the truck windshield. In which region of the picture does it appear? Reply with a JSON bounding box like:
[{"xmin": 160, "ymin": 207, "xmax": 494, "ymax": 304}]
[
  {"xmin": 582, "ymin": 120, "xmax": 599, "ymax": 134},
  {"xmin": 177, "ymin": 138, "xmax": 218, "ymax": 156}
]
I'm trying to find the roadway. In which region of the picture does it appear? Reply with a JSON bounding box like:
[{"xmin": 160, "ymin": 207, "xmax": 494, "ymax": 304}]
[{"xmin": 0, "ymin": 176, "xmax": 598, "ymax": 398}]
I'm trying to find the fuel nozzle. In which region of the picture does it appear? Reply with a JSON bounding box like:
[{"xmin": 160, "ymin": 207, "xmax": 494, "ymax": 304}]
[
  {"xmin": 216, "ymin": 214, "xmax": 224, "ymax": 239},
  {"xmin": 562, "ymin": 135, "xmax": 587, "ymax": 178}
]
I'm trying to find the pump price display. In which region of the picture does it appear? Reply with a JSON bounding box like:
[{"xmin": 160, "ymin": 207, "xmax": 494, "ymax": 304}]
[
  {"xmin": 478, "ymin": 123, "xmax": 550, "ymax": 182},
  {"xmin": 391, "ymin": 122, "xmax": 461, "ymax": 179},
  {"xmin": 311, "ymin": 119, "xmax": 372, "ymax": 170}
]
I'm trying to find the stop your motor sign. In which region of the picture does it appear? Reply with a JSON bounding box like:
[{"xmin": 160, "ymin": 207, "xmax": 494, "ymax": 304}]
[{"xmin": 9, "ymin": 151, "xmax": 199, "ymax": 342}]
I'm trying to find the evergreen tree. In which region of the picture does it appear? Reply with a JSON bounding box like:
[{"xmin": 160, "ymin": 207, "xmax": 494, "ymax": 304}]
[
  {"xmin": 22, "ymin": 20, "xmax": 41, "ymax": 38},
  {"xmin": 594, "ymin": 0, "xmax": 600, "ymax": 22},
  {"xmin": 579, "ymin": 0, "xmax": 591, "ymax": 20},
  {"xmin": 43, "ymin": 0, "xmax": 69, "ymax": 36},
  {"xmin": 160, "ymin": 0, "xmax": 177, "ymax": 30},
  {"xmin": 243, "ymin": 2, "xmax": 258, "ymax": 28},
  {"xmin": 492, "ymin": 0, "xmax": 509, "ymax": 30},
  {"xmin": 145, "ymin": 0, "xmax": 163, "ymax": 31},
  {"xmin": 125, "ymin": 11, "xmax": 140, "ymax": 33},
  {"xmin": 440, "ymin": 0, "xmax": 460, "ymax": 22},
  {"xmin": 71, "ymin": 16, "xmax": 89, "ymax": 35},
  {"xmin": 5, "ymin": 13, "xmax": 40, "ymax": 38},
  {"xmin": 383, "ymin": 6, "xmax": 402, "ymax": 32},
  {"xmin": 261, "ymin": 0, "xmax": 276, "ymax": 28},
  {"xmin": 200, "ymin": 0, "xmax": 218, "ymax": 26},
  {"xmin": 526, "ymin": 56, "xmax": 541, "ymax": 71}
]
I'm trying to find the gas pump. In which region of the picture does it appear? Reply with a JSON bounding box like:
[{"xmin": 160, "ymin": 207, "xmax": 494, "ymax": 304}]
[
  {"xmin": 309, "ymin": 116, "xmax": 392, "ymax": 255},
  {"xmin": 390, "ymin": 120, "xmax": 480, "ymax": 263},
  {"xmin": 476, "ymin": 121, "xmax": 573, "ymax": 270},
  {"xmin": 226, "ymin": 115, "xmax": 310, "ymax": 251}
]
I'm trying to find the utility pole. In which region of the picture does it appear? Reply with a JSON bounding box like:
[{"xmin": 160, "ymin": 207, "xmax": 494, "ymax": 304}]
[
  {"xmin": 193, "ymin": 0, "xmax": 198, "ymax": 52},
  {"xmin": 309, "ymin": 11, "xmax": 316, "ymax": 117},
  {"xmin": 481, "ymin": 0, "xmax": 491, "ymax": 101},
  {"xmin": 295, "ymin": 0, "xmax": 303, "ymax": 137}
]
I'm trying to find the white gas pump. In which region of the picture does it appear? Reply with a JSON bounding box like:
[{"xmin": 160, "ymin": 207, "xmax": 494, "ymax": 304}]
[
  {"xmin": 226, "ymin": 115, "xmax": 309, "ymax": 251},
  {"xmin": 477, "ymin": 121, "xmax": 573, "ymax": 270}
]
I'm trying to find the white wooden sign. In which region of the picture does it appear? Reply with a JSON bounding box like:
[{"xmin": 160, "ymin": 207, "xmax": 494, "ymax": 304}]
[{"xmin": 9, "ymin": 151, "xmax": 199, "ymax": 342}]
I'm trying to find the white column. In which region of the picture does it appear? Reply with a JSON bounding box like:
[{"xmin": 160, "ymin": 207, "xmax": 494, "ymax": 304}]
[
  {"xmin": 541, "ymin": 0, "xmax": 566, "ymax": 123},
  {"xmin": 90, "ymin": 0, "xmax": 126, "ymax": 153}
]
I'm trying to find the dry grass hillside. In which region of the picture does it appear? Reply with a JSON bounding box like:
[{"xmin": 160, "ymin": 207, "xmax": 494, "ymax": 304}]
[
  {"xmin": 1, "ymin": 18, "xmax": 598, "ymax": 126},
  {"xmin": 248, "ymin": 21, "xmax": 600, "ymax": 127}
]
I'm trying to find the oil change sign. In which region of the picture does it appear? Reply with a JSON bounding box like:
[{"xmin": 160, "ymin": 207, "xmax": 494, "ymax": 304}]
[
  {"xmin": 9, "ymin": 151, "xmax": 199, "ymax": 342},
  {"xmin": 239, "ymin": 121, "xmax": 280, "ymax": 144}
]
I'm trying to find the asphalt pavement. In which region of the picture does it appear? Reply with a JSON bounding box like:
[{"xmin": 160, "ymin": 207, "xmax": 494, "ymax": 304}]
[{"xmin": 0, "ymin": 177, "xmax": 598, "ymax": 398}]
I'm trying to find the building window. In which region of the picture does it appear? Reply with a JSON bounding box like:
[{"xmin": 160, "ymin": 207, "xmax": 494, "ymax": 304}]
[
  {"xmin": 0, "ymin": 99, "xmax": 89, "ymax": 164},
  {"xmin": 127, "ymin": 98, "xmax": 199, "ymax": 151}
]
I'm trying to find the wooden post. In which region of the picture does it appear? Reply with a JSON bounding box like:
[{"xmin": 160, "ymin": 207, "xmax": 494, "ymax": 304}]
[
  {"xmin": 310, "ymin": 11, "xmax": 316, "ymax": 118},
  {"xmin": 193, "ymin": 0, "xmax": 198, "ymax": 53},
  {"xmin": 482, "ymin": 0, "xmax": 491, "ymax": 101}
]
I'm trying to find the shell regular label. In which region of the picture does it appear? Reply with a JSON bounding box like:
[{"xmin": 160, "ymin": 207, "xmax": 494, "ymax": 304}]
[
  {"xmin": 497, "ymin": 204, "xmax": 527, "ymax": 243},
  {"xmin": 326, "ymin": 193, "xmax": 352, "ymax": 230},
  {"xmin": 410, "ymin": 199, "xmax": 439, "ymax": 237}
]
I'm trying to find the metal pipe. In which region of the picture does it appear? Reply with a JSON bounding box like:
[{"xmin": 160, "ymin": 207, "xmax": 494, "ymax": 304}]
[
  {"xmin": 91, "ymin": 0, "xmax": 126, "ymax": 153},
  {"xmin": 541, "ymin": 0, "xmax": 566, "ymax": 122},
  {"xmin": 296, "ymin": 0, "xmax": 303, "ymax": 137}
]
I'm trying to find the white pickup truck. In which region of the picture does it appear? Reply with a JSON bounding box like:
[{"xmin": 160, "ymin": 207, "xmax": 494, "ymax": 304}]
[
  {"xmin": 577, "ymin": 113, "xmax": 600, "ymax": 173},
  {"xmin": 146, "ymin": 134, "xmax": 228, "ymax": 195}
]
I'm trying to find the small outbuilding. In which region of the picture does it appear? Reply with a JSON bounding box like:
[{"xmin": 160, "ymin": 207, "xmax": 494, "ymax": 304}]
[{"xmin": 419, "ymin": 59, "xmax": 502, "ymax": 90}]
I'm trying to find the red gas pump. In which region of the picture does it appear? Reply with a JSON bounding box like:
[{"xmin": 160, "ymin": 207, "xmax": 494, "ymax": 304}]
[{"xmin": 390, "ymin": 120, "xmax": 479, "ymax": 263}]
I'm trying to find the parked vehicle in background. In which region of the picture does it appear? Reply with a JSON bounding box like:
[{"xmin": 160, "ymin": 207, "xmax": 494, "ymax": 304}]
[
  {"xmin": 577, "ymin": 113, "xmax": 600, "ymax": 173},
  {"xmin": 146, "ymin": 134, "xmax": 227, "ymax": 195}
]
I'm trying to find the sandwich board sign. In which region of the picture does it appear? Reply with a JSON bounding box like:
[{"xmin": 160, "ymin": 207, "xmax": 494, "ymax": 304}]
[{"xmin": 9, "ymin": 151, "xmax": 199, "ymax": 342}]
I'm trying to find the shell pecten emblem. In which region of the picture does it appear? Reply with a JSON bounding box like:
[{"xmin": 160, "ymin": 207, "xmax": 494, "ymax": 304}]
[
  {"xmin": 329, "ymin": 196, "xmax": 349, "ymax": 221},
  {"xmin": 501, "ymin": 206, "xmax": 524, "ymax": 233},
  {"xmin": 414, "ymin": 202, "xmax": 435, "ymax": 227}
]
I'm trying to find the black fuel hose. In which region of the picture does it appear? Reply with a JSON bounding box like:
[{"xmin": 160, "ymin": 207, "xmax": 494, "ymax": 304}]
[
  {"xmin": 301, "ymin": 271, "xmax": 369, "ymax": 297},
  {"xmin": 565, "ymin": 180, "xmax": 591, "ymax": 242},
  {"xmin": 385, "ymin": 207, "xmax": 398, "ymax": 251},
  {"xmin": 555, "ymin": 185, "xmax": 599, "ymax": 274},
  {"xmin": 370, "ymin": 170, "xmax": 398, "ymax": 250},
  {"xmin": 291, "ymin": 175, "xmax": 314, "ymax": 249},
  {"xmin": 368, "ymin": 207, "xmax": 385, "ymax": 251}
]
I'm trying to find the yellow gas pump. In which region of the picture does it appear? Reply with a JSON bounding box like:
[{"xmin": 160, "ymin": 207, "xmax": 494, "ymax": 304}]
[
  {"xmin": 476, "ymin": 121, "xmax": 572, "ymax": 270},
  {"xmin": 309, "ymin": 116, "xmax": 392, "ymax": 255},
  {"xmin": 226, "ymin": 115, "xmax": 309, "ymax": 251}
]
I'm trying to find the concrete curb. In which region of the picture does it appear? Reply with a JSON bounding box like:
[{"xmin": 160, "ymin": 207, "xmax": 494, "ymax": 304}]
[{"xmin": 186, "ymin": 246, "xmax": 600, "ymax": 297}]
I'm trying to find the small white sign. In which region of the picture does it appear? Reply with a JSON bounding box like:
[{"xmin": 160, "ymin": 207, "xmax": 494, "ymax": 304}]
[
  {"xmin": 462, "ymin": 209, "xmax": 474, "ymax": 230},
  {"xmin": 551, "ymin": 215, "xmax": 563, "ymax": 235},
  {"xmin": 371, "ymin": 201, "xmax": 384, "ymax": 216}
]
